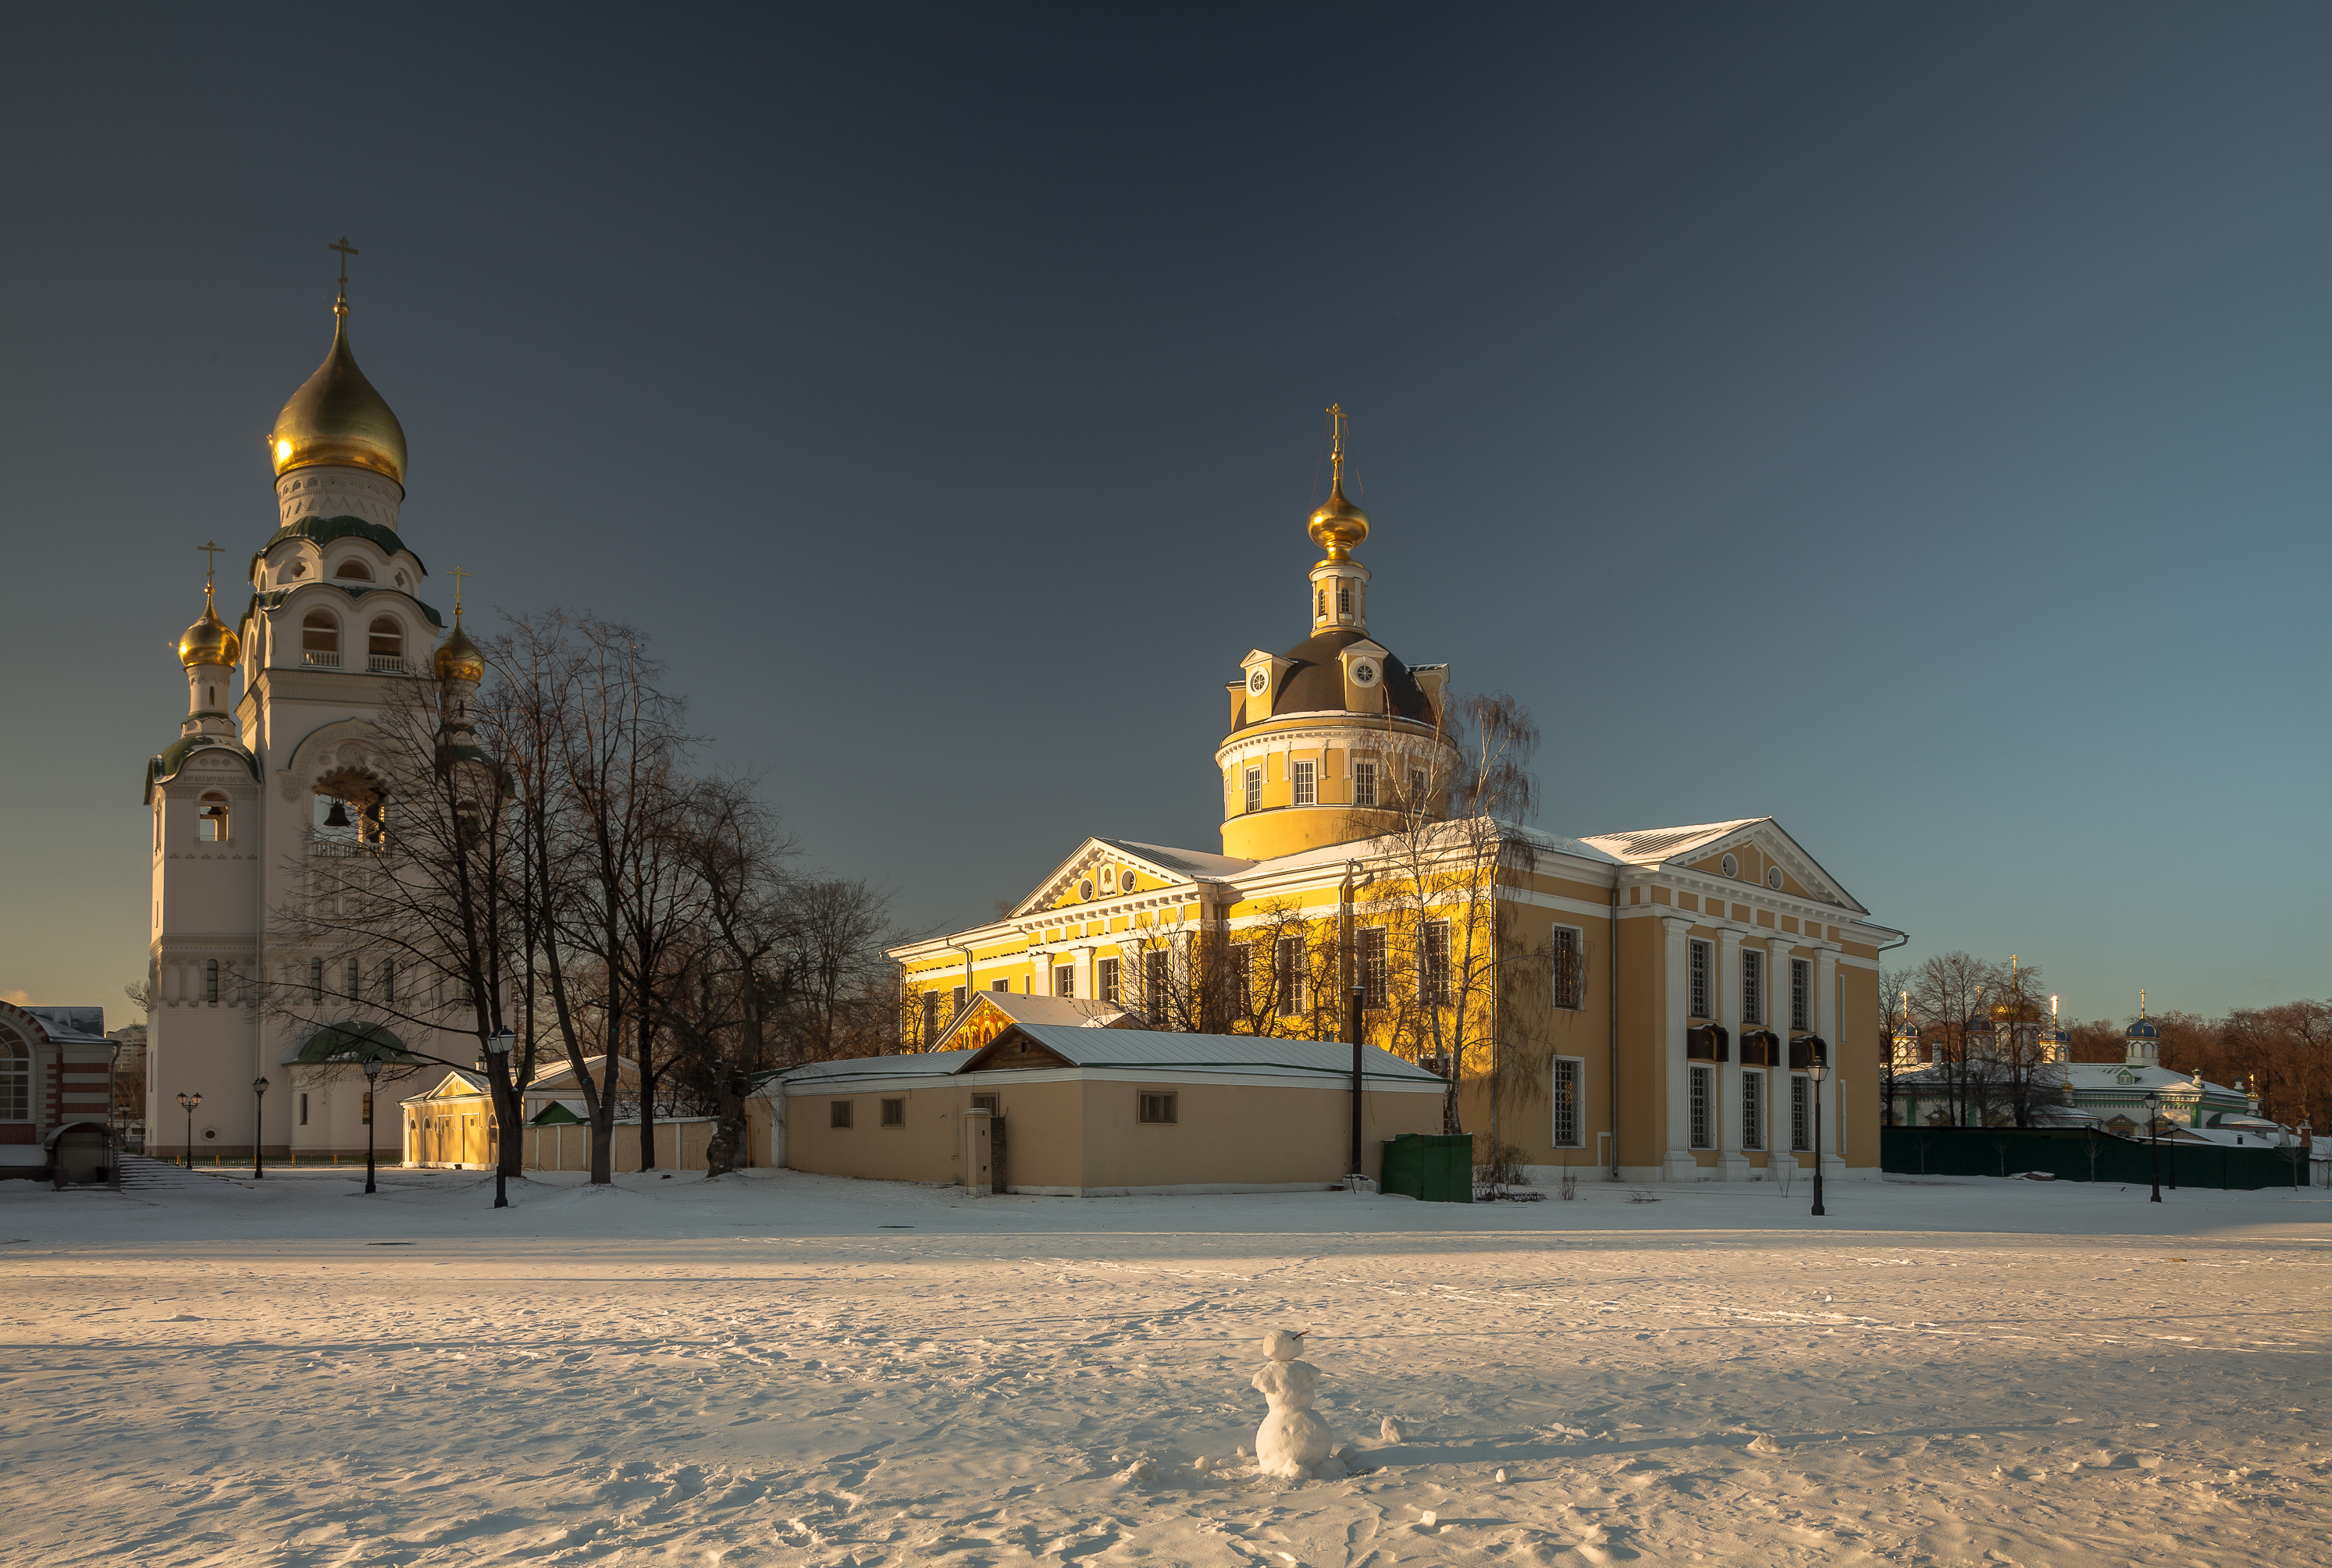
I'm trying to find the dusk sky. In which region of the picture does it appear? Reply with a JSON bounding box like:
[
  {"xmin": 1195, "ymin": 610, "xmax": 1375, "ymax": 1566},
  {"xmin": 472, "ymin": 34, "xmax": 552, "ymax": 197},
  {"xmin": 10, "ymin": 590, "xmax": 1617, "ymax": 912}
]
[{"xmin": 5, "ymin": 5, "xmax": 2327, "ymax": 1027}]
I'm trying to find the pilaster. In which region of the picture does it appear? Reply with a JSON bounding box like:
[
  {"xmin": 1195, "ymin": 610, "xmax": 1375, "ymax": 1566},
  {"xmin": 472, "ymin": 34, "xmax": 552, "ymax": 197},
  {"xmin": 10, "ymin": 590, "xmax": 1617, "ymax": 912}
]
[
  {"xmin": 1659, "ymin": 915, "xmax": 1696, "ymax": 1181},
  {"xmin": 1715, "ymin": 926, "xmax": 1750, "ymax": 1181}
]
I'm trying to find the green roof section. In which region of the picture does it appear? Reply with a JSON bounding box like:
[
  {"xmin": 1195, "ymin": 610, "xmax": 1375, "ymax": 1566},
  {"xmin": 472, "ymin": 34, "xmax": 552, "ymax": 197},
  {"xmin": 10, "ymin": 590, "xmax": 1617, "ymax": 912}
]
[
  {"xmin": 246, "ymin": 585, "xmax": 444, "ymax": 631},
  {"xmin": 290, "ymin": 1021, "xmax": 412, "ymax": 1063},
  {"xmin": 146, "ymin": 734, "xmax": 258, "ymax": 799},
  {"xmin": 272, "ymin": 514, "xmax": 427, "ymax": 573},
  {"xmin": 530, "ymin": 1102, "xmax": 586, "ymax": 1125}
]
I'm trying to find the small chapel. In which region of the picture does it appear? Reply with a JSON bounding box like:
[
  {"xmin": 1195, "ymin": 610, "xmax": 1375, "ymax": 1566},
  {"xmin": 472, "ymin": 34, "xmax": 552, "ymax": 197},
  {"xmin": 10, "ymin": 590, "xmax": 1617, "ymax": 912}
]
[
  {"xmin": 890, "ymin": 417, "xmax": 1907, "ymax": 1183},
  {"xmin": 144, "ymin": 250, "xmax": 479, "ymax": 1163}
]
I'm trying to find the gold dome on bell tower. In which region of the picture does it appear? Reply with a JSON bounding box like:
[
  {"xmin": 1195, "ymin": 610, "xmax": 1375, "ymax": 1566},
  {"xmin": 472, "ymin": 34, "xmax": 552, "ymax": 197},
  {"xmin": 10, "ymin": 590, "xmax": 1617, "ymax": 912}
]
[
  {"xmin": 1305, "ymin": 403, "xmax": 1370, "ymax": 562},
  {"xmin": 267, "ymin": 238, "xmax": 407, "ymax": 486}
]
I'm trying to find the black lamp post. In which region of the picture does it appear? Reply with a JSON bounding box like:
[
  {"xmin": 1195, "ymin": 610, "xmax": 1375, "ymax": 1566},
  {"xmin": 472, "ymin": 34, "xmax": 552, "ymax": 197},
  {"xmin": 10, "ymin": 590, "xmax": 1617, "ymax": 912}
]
[
  {"xmin": 1807, "ymin": 1047, "xmax": 1828, "ymax": 1218},
  {"xmin": 176, "ymin": 1090, "xmax": 201, "ymax": 1170},
  {"xmin": 361, "ymin": 1055, "xmax": 383, "ymax": 1195},
  {"xmin": 251, "ymin": 1077, "xmax": 269, "ymax": 1178},
  {"xmin": 486, "ymin": 1029, "xmax": 514, "ymax": 1209},
  {"xmin": 2145, "ymin": 1089, "xmax": 2163, "ymax": 1203}
]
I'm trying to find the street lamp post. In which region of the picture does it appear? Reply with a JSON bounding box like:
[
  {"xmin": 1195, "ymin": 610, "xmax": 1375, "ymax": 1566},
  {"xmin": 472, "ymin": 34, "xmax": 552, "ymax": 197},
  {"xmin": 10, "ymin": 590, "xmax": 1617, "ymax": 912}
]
[
  {"xmin": 486, "ymin": 1029, "xmax": 514, "ymax": 1210},
  {"xmin": 1807, "ymin": 1047, "xmax": 1829, "ymax": 1218},
  {"xmin": 176, "ymin": 1090, "xmax": 202, "ymax": 1170},
  {"xmin": 361, "ymin": 1055, "xmax": 383, "ymax": 1195},
  {"xmin": 251, "ymin": 1077, "xmax": 269, "ymax": 1178},
  {"xmin": 2145, "ymin": 1090, "xmax": 2163, "ymax": 1203}
]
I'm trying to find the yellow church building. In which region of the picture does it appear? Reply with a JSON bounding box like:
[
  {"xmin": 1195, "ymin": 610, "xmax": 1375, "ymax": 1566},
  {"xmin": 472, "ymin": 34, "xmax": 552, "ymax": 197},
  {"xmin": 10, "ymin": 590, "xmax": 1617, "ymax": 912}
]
[{"xmin": 889, "ymin": 414, "xmax": 1903, "ymax": 1184}]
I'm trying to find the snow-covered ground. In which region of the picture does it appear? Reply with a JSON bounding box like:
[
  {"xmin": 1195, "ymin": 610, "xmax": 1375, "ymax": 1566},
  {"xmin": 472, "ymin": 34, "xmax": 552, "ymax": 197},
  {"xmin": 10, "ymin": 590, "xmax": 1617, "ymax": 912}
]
[{"xmin": 5, "ymin": 1166, "xmax": 2326, "ymax": 1566}]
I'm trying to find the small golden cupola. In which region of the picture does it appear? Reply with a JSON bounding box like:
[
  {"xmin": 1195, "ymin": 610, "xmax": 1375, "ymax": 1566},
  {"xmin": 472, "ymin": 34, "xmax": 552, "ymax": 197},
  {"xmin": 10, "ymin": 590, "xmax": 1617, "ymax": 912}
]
[
  {"xmin": 269, "ymin": 240, "xmax": 408, "ymax": 486},
  {"xmin": 434, "ymin": 614, "xmax": 483, "ymax": 683},
  {"xmin": 178, "ymin": 546, "xmax": 240, "ymax": 670}
]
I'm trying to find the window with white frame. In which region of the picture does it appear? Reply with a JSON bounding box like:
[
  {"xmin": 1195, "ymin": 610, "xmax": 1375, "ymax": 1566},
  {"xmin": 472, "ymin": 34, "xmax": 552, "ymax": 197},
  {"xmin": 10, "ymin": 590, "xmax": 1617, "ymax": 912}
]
[
  {"xmin": 1353, "ymin": 762, "xmax": 1377, "ymax": 808},
  {"xmin": 205, "ymin": 960, "xmax": 220, "ymax": 1003},
  {"xmin": 920, "ymin": 991, "xmax": 939, "ymax": 1043},
  {"xmin": 1243, "ymin": 766, "xmax": 1262, "ymax": 814},
  {"xmin": 1337, "ymin": 585, "xmax": 1353, "ymax": 618},
  {"xmin": 1098, "ymin": 957, "xmax": 1120, "ymax": 1006},
  {"xmin": 1291, "ymin": 759, "xmax": 1316, "ymax": 806},
  {"xmin": 1274, "ymin": 937, "xmax": 1304, "ymax": 1016},
  {"xmin": 1790, "ymin": 958, "xmax": 1810, "ymax": 1032},
  {"xmin": 1689, "ymin": 1065, "xmax": 1713, "ymax": 1149},
  {"xmin": 1053, "ymin": 964, "xmax": 1074, "ymax": 999},
  {"xmin": 1742, "ymin": 1070, "xmax": 1764, "ymax": 1151},
  {"xmin": 308, "ymin": 957, "xmax": 324, "ymax": 1002},
  {"xmin": 1551, "ymin": 926, "xmax": 1584, "ymax": 1009},
  {"xmin": 1359, "ymin": 927, "xmax": 1388, "ymax": 1010},
  {"xmin": 1144, "ymin": 950, "xmax": 1169, "ymax": 1015},
  {"xmin": 0, "ymin": 1034, "xmax": 27, "ymax": 1121},
  {"xmin": 1790, "ymin": 1074, "xmax": 1810, "ymax": 1151},
  {"xmin": 1742, "ymin": 949, "xmax": 1764, "ymax": 1027},
  {"xmin": 1229, "ymin": 944, "xmax": 1254, "ymax": 1006},
  {"xmin": 1551, "ymin": 1057, "xmax": 1582, "ymax": 1147},
  {"xmin": 344, "ymin": 957, "xmax": 360, "ymax": 999},
  {"xmin": 1408, "ymin": 767, "xmax": 1426, "ymax": 803},
  {"xmin": 1689, "ymin": 940, "xmax": 1713, "ymax": 1019}
]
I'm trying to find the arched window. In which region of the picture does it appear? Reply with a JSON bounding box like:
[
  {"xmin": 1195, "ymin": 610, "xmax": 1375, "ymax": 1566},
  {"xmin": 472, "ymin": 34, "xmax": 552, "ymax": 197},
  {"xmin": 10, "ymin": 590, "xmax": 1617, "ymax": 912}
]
[
  {"xmin": 302, "ymin": 611, "xmax": 340, "ymax": 668},
  {"xmin": 368, "ymin": 617, "xmax": 404, "ymax": 673},
  {"xmin": 0, "ymin": 1033, "xmax": 27, "ymax": 1121},
  {"xmin": 197, "ymin": 792, "xmax": 230, "ymax": 842},
  {"xmin": 333, "ymin": 559, "xmax": 373, "ymax": 581},
  {"xmin": 205, "ymin": 960, "xmax": 219, "ymax": 1003}
]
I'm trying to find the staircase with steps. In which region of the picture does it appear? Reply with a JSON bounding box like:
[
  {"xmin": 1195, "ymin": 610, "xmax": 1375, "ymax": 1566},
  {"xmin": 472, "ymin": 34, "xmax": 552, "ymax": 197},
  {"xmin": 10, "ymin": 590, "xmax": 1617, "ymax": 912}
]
[{"xmin": 116, "ymin": 1154, "xmax": 243, "ymax": 1193}]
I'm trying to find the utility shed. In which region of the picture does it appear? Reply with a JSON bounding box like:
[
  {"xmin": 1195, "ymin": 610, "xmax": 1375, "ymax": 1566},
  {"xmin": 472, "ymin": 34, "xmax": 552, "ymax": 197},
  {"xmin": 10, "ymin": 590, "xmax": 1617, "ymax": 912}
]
[{"xmin": 771, "ymin": 1027, "xmax": 1446, "ymax": 1196}]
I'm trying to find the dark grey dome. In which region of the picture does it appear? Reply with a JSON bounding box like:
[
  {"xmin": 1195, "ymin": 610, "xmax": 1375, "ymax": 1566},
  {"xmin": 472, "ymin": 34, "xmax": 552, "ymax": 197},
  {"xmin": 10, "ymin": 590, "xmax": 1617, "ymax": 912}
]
[{"xmin": 1229, "ymin": 628, "xmax": 1437, "ymax": 738}]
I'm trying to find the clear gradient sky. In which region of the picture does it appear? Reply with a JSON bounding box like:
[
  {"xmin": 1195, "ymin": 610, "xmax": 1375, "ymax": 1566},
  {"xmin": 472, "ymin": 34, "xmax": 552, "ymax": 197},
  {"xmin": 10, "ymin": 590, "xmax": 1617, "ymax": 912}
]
[{"xmin": 5, "ymin": 5, "xmax": 2327, "ymax": 1026}]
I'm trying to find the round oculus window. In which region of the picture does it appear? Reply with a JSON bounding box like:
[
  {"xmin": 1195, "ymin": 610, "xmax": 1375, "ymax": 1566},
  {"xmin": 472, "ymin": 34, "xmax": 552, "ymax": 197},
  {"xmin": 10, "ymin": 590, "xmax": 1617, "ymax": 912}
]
[
  {"xmin": 1766, "ymin": 866, "xmax": 1784, "ymax": 891},
  {"xmin": 1720, "ymin": 853, "xmax": 1739, "ymax": 879},
  {"xmin": 1077, "ymin": 878, "xmax": 1095, "ymax": 901},
  {"xmin": 1248, "ymin": 670, "xmax": 1269, "ymax": 693},
  {"xmin": 1351, "ymin": 662, "xmax": 1377, "ymax": 685}
]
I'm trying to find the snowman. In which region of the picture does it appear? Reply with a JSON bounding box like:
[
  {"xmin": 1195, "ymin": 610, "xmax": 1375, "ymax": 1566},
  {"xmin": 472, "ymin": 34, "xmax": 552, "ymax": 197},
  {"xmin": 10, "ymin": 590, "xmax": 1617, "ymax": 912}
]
[{"xmin": 1251, "ymin": 1328, "xmax": 1337, "ymax": 1480}]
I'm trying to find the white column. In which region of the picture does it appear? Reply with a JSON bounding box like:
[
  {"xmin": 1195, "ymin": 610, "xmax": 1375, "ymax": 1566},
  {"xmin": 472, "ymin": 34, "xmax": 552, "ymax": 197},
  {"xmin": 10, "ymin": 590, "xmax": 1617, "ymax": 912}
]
[
  {"xmin": 1813, "ymin": 943, "xmax": 1847, "ymax": 1182},
  {"xmin": 1716, "ymin": 926, "xmax": 1749, "ymax": 1181},
  {"xmin": 1660, "ymin": 916, "xmax": 1696, "ymax": 1182}
]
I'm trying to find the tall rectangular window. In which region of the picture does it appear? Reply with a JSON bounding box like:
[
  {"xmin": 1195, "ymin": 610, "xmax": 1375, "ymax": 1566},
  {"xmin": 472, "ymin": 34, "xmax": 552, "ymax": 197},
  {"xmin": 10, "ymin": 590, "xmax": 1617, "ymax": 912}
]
[
  {"xmin": 1408, "ymin": 767, "xmax": 1426, "ymax": 803},
  {"xmin": 1145, "ymin": 950, "xmax": 1170, "ymax": 1015},
  {"xmin": 1742, "ymin": 1071, "xmax": 1764, "ymax": 1151},
  {"xmin": 1742, "ymin": 950, "xmax": 1764, "ymax": 1027},
  {"xmin": 1353, "ymin": 762, "xmax": 1377, "ymax": 808},
  {"xmin": 308, "ymin": 958, "xmax": 323, "ymax": 1003},
  {"xmin": 920, "ymin": 991, "xmax": 938, "ymax": 1043},
  {"xmin": 952, "ymin": 984, "xmax": 967, "ymax": 1019},
  {"xmin": 381, "ymin": 960, "xmax": 396, "ymax": 1005},
  {"xmin": 1229, "ymin": 945, "xmax": 1254, "ymax": 1007},
  {"xmin": 1244, "ymin": 766, "xmax": 1262, "ymax": 815},
  {"xmin": 1791, "ymin": 1075, "xmax": 1810, "ymax": 1151},
  {"xmin": 1790, "ymin": 958, "xmax": 1810, "ymax": 1032},
  {"xmin": 1689, "ymin": 1065, "xmax": 1713, "ymax": 1149},
  {"xmin": 299, "ymin": 1093, "xmax": 309, "ymax": 1127},
  {"xmin": 345, "ymin": 958, "xmax": 361, "ymax": 999},
  {"xmin": 1337, "ymin": 585, "xmax": 1352, "ymax": 617},
  {"xmin": 205, "ymin": 960, "xmax": 219, "ymax": 1003},
  {"xmin": 1688, "ymin": 940, "xmax": 1712, "ymax": 1019},
  {"xmin": 1551, "ymin": 1058, "xmax": 1581, "ymax": 1147},
  {"xmin": 1551, "ymin": 926, "xmax": 1584, "ymax": 1010},
  {"xmin": 1422, "ymin": 919, "xmax": 1451, "ymax": 1004},
  {"xmin": 1274, "ymin": 937, "xmax": 1304, "ymax": 1016},
  {"xmin": 1359, "ymin": 927, "xmax": 1388, "ymax": 1010},
  {"xmin": 1054, "ymin": 964, "xmax": 1075, "ymax": 999},
  {"xmin": 1098, "ymin": 957, "xmax": 1120, "ymax": 1005},
  {"xmin": 1291, "ymin": 759, "xmax": 1316, "ymax": 806}
]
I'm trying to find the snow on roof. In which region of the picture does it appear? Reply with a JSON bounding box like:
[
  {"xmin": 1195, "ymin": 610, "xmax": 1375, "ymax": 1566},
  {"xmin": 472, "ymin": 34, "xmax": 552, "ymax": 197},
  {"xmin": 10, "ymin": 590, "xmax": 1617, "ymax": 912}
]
[
  {"xmin": 1093, "ymin": 838, "xmax": 1255, "ymax": 880},
  {"xmin": 771, "ymin": 1051, "xmax": 977, "ymax": 1090},
  {"xmin": 975, "ymin": 1024, "xmax": 1447, "ymax": 1086},
  {"xmin": 1235, "ymin": 820, "xmax": 1623, "ymax": 881},
  {"xmin": 20, "ymin": 1006, "xmax": 110, "ymax": 1044},
  {"xmin": 1577, "ymin": 820, "xmax": 1765, "ymax": 864},
  {"xmin": 525, "ymin": 1056, "xmax": 640, "ymax": 1094}
]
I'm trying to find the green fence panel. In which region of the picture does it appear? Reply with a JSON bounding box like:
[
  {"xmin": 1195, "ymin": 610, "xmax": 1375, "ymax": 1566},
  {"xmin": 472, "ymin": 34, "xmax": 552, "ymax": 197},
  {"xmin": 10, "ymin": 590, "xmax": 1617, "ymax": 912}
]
[{"xmin": 1881, "ymin": 1126, "xmax": 2303, "ymax": 1189}]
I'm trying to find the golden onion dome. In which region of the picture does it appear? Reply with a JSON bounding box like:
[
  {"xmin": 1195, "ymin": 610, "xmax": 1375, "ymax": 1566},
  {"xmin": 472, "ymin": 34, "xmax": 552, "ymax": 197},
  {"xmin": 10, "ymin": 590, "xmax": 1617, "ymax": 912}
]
[
  {"xmin": 1305, "ymin": 404, "xmax": 1369, "ymax": 561},
  {"xmin": 179, "ymin": 591, "xmax": 240, "ymax": 669},
  {"xmin": 433, "ymin": 617, "xmax": 484, "ymax": 682},
  {"xmin": 269, "ymin": 296, "xmax": 407, "ymax": 485}
]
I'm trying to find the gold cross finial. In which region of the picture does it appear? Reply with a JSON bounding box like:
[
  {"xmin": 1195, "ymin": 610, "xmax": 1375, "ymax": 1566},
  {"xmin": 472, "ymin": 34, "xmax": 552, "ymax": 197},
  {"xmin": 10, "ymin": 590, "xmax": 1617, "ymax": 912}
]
[
  {"xmin": 447, "ymin": 565, "xmax": 469, "ymax": 617},
  {"xmin": 329, "ymin": 236, "xmax": 358, "ymax": 310},
  {"xmin": 1326, "ymin": 403, "xmax": 1348, "ymax": 492},
  {"xmin": 197, "ymin": 539, "xmax": 224, "ymax": 596}
]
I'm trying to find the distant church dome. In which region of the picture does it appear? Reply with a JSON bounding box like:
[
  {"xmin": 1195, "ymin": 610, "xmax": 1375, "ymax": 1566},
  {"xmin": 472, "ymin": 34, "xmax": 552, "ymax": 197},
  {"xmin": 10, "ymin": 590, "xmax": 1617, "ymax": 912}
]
[
  {"xmin": 2126, "ymin": 1016, "xmax": 2159, "ymax": 1041},
  {"xmin": 433, "ymin": 617, "xmax": 484, "ymax": 683},
  {"xmin": 178, "ymin": 592, "xmax": 240, "ymax": 668},
  {"xmin": 269, "ymin": 288, "xmax": 407, "ymax": 485}
]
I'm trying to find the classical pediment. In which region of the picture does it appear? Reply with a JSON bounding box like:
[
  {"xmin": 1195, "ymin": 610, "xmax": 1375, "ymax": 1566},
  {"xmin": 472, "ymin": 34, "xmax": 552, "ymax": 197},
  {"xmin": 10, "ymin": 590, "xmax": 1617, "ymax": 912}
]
[{"xmin": 1009, "ymin": 836, "xmax": 1255, "ymax": 919}]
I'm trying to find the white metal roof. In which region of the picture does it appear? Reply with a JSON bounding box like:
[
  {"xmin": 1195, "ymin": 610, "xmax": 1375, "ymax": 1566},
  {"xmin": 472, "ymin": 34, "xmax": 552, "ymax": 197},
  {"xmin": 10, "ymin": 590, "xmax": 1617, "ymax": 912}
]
[{"xmin": 978, "ymin": 1024, "xmax": 1447, "ymax": 1086}]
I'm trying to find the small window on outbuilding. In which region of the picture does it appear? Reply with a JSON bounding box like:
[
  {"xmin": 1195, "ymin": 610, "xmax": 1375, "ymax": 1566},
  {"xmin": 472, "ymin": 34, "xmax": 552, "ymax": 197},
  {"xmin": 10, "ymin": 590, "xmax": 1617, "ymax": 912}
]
[
  {"xmin": 1138, "ymin": 1091, "xmax": 1177, "ymax": 1125},
  {"xmin": 971, "ymin": 1093, "xmax": 999, "ymax": 1115},
  {"xmin": 830, "ymin": 1100, "xmax": 854, "ymax": 1129},
  {"xmin": 880, "ymin": 1097, "xmax": 905, "ymax": 1126}
]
